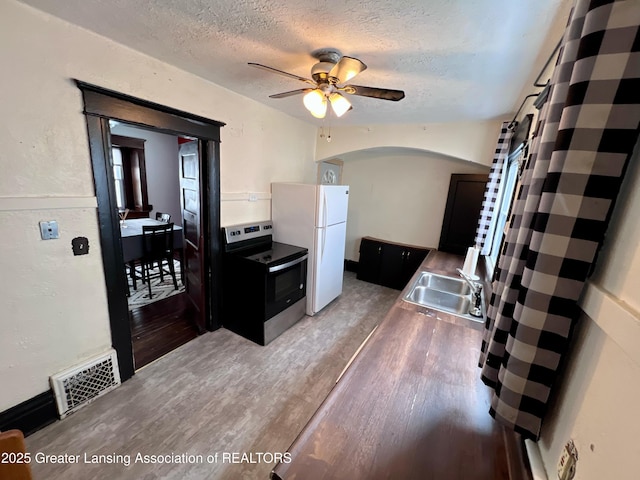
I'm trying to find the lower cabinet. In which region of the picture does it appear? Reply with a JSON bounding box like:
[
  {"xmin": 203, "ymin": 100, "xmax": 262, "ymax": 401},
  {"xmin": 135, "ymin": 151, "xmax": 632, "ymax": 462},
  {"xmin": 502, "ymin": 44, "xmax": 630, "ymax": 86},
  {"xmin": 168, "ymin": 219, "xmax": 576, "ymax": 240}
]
[{"xmin": 357, "ymin": 237, "xmax": 430, "ymax": 290}]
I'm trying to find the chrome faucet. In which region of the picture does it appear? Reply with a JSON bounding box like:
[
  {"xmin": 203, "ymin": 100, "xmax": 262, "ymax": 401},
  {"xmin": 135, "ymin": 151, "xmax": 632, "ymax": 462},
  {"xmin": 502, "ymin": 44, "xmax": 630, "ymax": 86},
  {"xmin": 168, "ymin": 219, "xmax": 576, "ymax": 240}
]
[
  {"xmin": 456, "ymin": 268, "xmax": 481, "ymax": 294},
  {"xmin": 456, "ymin": 268, "xmax": 483, "ymax": 318}
]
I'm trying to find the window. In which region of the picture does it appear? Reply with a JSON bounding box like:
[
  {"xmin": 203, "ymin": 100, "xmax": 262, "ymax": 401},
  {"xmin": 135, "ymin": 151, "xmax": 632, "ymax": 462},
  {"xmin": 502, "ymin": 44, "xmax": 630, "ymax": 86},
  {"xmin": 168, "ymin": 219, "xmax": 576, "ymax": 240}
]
[
  {"xmin": 110, "ymin": 134, "xmax": 150, "ymax": 217},
  {"xmin": 488, "ymin": 145, "xmax": 526, "ymax": 269},
  {"xmin": 112, "ymin": 147, "xmax": 126, "ymax": 209}
]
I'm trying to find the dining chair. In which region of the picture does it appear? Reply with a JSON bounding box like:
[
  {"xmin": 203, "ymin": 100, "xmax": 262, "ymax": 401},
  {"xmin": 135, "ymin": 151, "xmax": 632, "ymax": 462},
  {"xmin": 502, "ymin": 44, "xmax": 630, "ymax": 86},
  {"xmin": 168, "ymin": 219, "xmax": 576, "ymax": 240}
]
[
  {"xmin": 155, "ymin": 212, "xmax": 171, "ymax": 223},
  {"xmin": 0, "ymin": 429, "xmax": 32, "ymax": 479},
  {"xmin": 141, "ymin": 223, "xmax": 178, "ymax": 298}
]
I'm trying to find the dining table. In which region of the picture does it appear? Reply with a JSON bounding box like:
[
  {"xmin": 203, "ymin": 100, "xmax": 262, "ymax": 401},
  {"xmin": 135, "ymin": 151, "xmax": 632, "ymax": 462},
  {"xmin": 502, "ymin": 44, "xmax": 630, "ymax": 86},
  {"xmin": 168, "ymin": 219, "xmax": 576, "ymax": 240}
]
[{"xmin": 120, "ymin": 218, "xmax": 185, "ymax": 284}]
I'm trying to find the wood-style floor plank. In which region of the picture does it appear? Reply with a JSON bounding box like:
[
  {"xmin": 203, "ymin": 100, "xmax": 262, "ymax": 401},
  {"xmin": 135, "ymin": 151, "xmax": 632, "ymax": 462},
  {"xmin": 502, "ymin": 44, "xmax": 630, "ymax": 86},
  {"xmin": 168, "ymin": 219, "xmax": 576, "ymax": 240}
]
[{"xmin": 26, "ymin": 273, "xmax": 399, "ymax": 480}]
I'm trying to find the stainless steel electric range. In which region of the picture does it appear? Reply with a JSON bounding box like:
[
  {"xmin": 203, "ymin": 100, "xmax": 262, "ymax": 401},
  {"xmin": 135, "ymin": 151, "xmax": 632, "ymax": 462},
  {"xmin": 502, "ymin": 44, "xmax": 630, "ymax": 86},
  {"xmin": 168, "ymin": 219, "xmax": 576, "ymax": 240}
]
[{"xmin": 221, "ymin": 221, "xmax": 308, "ymax": 345}]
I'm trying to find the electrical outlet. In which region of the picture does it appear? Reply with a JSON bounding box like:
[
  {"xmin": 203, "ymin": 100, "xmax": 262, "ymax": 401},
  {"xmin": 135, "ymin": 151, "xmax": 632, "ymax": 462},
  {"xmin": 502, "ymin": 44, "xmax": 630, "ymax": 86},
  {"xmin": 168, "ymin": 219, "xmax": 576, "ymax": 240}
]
[
  {"xmin": 558, "ymin": 440, "xmax": 578, "ymax": 480},
  {"xmin": 248, "ymin": 193, "xmax": 258, "ymax": 202}
]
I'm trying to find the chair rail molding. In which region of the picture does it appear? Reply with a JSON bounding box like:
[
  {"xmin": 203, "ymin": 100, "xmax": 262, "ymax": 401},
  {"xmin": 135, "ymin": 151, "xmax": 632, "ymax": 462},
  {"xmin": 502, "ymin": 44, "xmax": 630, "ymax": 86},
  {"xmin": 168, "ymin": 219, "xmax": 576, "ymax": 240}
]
[{"xmin": 0, "ymin": 196, "xmax": 98, "ymax": 211}]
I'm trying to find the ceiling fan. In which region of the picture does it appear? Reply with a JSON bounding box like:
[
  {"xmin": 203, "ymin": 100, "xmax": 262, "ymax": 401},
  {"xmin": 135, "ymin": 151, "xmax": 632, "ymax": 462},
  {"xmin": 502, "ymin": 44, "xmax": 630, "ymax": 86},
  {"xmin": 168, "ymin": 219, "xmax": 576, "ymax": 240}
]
[{"xmin": 248, "ymin": 49, "xmax": 405, "ymax": 119}]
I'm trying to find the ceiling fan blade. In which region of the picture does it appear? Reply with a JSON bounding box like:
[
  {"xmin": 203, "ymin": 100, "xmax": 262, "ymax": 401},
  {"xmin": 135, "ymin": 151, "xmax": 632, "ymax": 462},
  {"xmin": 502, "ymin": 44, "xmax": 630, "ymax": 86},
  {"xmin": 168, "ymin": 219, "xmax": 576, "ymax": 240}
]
[
  {"xmin": 342, "ymin": 85, "xmax": 405, "ymax": 101},
  {"xmin": 329, "ymin": 56, "xmax": 367, "ymax": 83},
  {"xmin": 269, "ymin": 88, "xmax": 313, "ymax": 99},
  {"xmin": 248, "ymin": 63, "xmax": 316, "ymax": 86}
]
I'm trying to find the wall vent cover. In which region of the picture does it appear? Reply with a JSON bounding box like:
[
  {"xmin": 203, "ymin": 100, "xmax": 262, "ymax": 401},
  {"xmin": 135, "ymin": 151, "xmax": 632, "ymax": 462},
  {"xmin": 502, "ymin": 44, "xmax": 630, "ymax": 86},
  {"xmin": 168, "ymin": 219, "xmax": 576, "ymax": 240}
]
[{"xmin": 50, "ymin": 349, "xmax": 121, "ymax": 418}]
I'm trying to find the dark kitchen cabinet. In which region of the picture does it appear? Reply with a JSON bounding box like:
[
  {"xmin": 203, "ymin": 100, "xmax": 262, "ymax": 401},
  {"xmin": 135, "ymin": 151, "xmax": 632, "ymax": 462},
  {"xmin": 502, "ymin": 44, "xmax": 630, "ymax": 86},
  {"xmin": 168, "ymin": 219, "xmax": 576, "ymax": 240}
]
[
  {"xmin": 357, "ymin": 237, "xmax": 384, "ymax": 284},
  {"xmin": 357, "ymin": 237, "xmax": 430, "ymax": 290}
]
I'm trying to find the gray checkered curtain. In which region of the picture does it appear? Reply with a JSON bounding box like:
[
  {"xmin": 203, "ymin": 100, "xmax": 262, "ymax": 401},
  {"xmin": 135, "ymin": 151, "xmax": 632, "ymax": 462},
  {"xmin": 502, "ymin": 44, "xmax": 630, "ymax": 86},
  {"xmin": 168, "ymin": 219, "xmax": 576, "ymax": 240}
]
[
  {"xmin": 474, "ymin": 122, "xmax": 514, "ymax": 255},
  {"xmin": 480, "ymin": 0, "xmax": 640, "ymax": 440}
]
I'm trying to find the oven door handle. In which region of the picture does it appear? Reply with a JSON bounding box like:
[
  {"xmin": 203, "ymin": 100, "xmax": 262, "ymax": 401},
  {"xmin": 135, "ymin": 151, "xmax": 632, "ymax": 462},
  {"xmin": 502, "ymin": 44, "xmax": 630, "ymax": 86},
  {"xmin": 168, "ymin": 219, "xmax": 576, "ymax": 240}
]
[{"xmin": 268, "ymin": 254, "xmax": 308, "ymax": 273}]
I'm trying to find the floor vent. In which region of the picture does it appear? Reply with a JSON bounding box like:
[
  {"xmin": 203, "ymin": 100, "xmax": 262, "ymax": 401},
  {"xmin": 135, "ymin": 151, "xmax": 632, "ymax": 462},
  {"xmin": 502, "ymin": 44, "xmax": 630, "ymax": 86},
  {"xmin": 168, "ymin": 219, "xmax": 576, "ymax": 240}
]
[{"xmin": 50, "ymin": 350, "xmax": 121, "ymax": 418}]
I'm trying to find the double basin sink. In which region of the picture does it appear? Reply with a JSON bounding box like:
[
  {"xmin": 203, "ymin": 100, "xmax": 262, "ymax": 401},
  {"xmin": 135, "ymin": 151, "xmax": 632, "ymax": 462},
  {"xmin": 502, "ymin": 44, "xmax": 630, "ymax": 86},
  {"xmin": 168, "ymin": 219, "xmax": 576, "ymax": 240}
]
[{"xmin": 403, "ymin": 271, "xmax": 484, "ymax": 323}]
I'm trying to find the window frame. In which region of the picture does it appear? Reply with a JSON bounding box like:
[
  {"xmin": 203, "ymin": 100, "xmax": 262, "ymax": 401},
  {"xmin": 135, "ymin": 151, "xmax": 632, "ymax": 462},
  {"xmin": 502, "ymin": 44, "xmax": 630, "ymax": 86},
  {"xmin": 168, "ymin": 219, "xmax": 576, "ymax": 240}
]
[
  {"xmin": 484, "ymin": 143, "xmax": 527, "ymax": 276},
  {"xmin": 110, "ymin": 134, "xmax": 151, "ymax": 217}
]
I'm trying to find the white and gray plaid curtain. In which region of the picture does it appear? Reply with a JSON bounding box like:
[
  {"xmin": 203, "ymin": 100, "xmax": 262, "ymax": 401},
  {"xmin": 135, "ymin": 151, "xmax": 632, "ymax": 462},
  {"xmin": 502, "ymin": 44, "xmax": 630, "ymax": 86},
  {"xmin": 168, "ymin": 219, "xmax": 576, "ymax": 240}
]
[
  {"xmin": 480, "ymin": 0, "xmax": 640, "ymax": 440},
  {"xmin": 474, "ymin": 122, "xmax": 514, "ymax": 255}
]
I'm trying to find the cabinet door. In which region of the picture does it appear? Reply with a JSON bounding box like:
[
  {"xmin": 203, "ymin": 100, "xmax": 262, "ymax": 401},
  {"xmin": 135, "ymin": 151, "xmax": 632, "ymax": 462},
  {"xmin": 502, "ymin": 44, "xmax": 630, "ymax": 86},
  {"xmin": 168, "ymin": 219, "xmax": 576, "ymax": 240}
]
[
  {"xmin": 401, "ymin": 247, "xmax": 429, "ymax": 286},
  {"xmin": 357, "ymin": 238, "xmax": 382, "ymax": 283},
  {"xmin": 379, "ymin": 243, "xmax": 406, "ymax": 290}
]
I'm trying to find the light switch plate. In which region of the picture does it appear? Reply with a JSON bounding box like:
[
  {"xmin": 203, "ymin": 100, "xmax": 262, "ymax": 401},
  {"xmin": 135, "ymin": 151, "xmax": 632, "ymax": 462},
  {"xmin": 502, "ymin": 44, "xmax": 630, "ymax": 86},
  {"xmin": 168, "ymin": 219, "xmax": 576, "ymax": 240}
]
[{"xmin": 39, "ymin": 221, "xmax": 59, "ymax": 240}]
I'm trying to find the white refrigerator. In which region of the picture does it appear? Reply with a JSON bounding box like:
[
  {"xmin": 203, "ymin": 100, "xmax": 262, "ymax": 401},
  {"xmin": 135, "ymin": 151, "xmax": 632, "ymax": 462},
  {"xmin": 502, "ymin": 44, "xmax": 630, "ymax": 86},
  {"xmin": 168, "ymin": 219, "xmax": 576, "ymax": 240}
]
[{"xmin": 272, "ymin": 183, "xmax": 349, "ymax": 316}]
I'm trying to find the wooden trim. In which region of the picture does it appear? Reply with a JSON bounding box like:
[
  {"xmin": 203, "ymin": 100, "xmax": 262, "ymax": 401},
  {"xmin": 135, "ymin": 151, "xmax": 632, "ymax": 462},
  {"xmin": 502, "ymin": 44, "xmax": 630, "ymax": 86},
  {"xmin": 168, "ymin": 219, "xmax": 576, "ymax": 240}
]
[
  {"xmin": 85, "ymin": 115, "xmax": 135, "ymax": 381},
  {"xmin": 205, "ymin": 139, "xmax": 222, "ymax": 331},
  {"xmin": 509, "ymin": 114, "xmax": 533, "ymax": 155},
  {"xmin": 110, "ymin": 134, "xmax": 145, "ymax": 149},
  {"xmin": 0, "ymin": 391, "xmax": 57, "ymax": 437},
  {"xmin": 76, "ymin": 81, "xmax": 225, "ymax": 141},
  {"xmin": 78, "ymin": 84, "xmax": 223, "ymax": 382},
  {"xmin": 137, "ymin": 149, "xmax": 150, "ymax": 210},
  {"xmin": 111, "ymin": 134, "xmax": 151, "ymax": 212}
]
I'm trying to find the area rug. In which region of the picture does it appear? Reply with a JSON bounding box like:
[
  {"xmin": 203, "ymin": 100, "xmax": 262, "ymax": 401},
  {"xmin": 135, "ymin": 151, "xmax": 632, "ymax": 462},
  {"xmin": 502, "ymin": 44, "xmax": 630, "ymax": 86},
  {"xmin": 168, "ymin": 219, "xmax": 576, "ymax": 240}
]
[{"xmin": 127, "ymin": 260, "xmax": 185, "ymax": 310}]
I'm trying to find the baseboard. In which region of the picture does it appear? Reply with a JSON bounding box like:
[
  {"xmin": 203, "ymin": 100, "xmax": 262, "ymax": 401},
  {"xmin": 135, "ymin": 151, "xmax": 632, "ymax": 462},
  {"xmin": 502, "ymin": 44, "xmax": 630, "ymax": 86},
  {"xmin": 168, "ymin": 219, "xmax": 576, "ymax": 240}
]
[
  {"xmin": 524, "ymin": 439, "xmax": 548, "ymax": 480},
  {"xmin": 503, "ymin": 429, "xmax": 534, "ymax": 480},
  {"xmin": 0, "ymin": 391, "xmax": 57, "ymax": 437},
  {"xmin": 344, "ymin": 259, "xmax": 359, "ymax": 273}
]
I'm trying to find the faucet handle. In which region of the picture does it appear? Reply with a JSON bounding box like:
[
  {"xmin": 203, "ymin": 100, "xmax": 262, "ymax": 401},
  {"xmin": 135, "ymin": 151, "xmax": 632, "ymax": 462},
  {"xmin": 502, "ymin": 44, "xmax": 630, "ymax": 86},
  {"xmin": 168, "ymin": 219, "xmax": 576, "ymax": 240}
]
[{"xmin": 456, "ymin": 268, "xmax": 479, "ymax": 282}]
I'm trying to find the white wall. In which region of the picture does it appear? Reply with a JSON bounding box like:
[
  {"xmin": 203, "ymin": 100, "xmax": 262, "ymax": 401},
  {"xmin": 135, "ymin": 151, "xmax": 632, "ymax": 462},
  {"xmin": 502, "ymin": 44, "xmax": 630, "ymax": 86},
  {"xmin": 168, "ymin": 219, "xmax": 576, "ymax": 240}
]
[
  {"xmin": 0, "ymin": 0, "xmax": 316, "ymax": 412},
  {"xmin": 110, "ymin": 124, "xmax": 182, "ymax": 225},
  {"xmin": 341, "ymin": 148, "xmax": 489, "ymax": 260},
  {"xmin": 536, "ymin": 142, "xmax": 640, "ymax": 479},
  {"xmin": 316, "ymin": 121, "xmax": 503, "ymax": 167}
]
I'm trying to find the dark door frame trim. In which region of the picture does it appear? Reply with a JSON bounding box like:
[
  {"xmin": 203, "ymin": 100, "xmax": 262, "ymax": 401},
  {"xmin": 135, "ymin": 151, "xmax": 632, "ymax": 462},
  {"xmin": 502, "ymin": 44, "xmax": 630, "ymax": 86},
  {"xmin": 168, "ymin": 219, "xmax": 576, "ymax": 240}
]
[{"xmin": 77, "ymin": 81, "xmax": 224, "ymax": 381}]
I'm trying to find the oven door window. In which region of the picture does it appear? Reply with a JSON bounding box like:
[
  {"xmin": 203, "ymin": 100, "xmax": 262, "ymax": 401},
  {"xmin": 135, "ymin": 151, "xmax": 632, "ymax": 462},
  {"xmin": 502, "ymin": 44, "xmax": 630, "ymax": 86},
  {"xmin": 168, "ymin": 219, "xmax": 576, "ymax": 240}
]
[{"xmin": 265, "ymin": 259, "xmax": 306, "ymax": 319}]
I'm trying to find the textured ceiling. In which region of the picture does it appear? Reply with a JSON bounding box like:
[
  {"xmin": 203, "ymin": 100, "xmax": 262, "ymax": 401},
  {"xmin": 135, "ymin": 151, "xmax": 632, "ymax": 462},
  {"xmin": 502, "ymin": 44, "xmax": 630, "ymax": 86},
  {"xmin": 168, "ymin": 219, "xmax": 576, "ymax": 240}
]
[{"xmin": 19, "ymin": 0, "xmax": 571, "ymax": 126}]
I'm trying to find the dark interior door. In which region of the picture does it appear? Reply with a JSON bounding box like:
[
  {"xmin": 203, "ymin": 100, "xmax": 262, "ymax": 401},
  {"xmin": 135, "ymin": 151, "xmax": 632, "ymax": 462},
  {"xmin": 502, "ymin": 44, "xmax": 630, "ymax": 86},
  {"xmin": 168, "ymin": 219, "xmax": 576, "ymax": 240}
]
[
  {"xmin": 438, "ymin": 174, "xmax": 488, "ymax": 255},
  {"xmin": 179, "ymin": 141, "xmax": 206, "ymax": 333}
]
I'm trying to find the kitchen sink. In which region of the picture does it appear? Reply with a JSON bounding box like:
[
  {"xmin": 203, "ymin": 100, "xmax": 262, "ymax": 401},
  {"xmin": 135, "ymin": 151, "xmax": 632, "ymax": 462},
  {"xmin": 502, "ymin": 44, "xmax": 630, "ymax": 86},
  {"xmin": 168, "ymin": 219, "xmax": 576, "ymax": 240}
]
[
  {"xmin": 405, "ymin": 286, "xmax": 471, "ymax": 315},
  {"xmin": 403, "ymin": 271, "xmax": 484, "ymax": 323},
  {"xmin": 413, "ymin": 272, "xmax": 471, "ymax": 295}
]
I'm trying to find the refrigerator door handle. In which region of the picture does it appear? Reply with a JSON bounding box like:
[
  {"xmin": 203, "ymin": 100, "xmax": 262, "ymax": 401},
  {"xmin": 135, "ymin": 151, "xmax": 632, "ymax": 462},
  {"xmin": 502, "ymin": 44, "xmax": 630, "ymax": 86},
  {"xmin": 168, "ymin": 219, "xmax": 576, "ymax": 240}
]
[
  {"xmin": 322, "ymin": 192, "xmax": 328, "ymax": 228},
  {"xmin": 321, "ymin": 226, "xmax": 326, "ymax": 263}
]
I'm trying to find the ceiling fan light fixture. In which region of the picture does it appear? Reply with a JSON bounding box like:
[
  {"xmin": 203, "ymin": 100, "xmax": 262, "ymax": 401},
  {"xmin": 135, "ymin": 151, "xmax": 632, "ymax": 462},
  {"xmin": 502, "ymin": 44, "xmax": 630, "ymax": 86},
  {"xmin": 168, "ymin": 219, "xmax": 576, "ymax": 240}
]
[
  {"xmin": 341, "ymin": 69, "xmax": 359, "ymax": 83},
  {"xmin": 303, "ymin": 89, "xmax": 327, "ymax": 118},
  {"xmin": 329, "ymin": 92, "xmax": 351, "ymax": 117}
]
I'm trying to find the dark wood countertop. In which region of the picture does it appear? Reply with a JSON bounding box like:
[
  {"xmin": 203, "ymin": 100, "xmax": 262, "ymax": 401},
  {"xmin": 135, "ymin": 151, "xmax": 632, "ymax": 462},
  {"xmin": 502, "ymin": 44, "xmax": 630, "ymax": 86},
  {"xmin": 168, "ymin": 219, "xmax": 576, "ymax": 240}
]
[{"xmin": 272, "ymin": 251, "xmax": 513, "ymax": 480}]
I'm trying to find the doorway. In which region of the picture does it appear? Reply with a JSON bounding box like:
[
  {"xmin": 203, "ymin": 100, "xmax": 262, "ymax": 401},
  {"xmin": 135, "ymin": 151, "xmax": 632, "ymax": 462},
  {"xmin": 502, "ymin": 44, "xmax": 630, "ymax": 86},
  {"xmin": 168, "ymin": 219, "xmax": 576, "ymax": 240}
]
[
  {"xmin": 109, "ymin": 123, "xmax": 201, "ymax": 368},
  {"xmin": 77, "ymin": 81, "xmax": 225, "ymax": 381}
]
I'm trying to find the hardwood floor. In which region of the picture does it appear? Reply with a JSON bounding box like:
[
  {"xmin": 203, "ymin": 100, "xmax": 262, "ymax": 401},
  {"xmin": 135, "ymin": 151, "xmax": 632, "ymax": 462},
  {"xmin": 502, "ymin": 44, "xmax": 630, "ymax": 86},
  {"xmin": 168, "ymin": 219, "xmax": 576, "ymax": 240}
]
[{"xmin": 130, "ymin": 292, "xmax": 199, "ymax": 369}]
